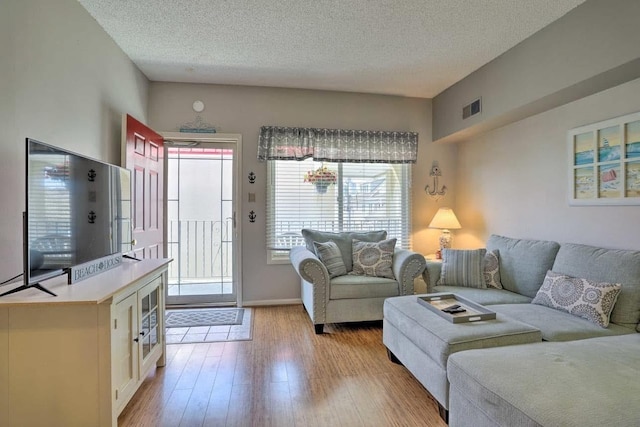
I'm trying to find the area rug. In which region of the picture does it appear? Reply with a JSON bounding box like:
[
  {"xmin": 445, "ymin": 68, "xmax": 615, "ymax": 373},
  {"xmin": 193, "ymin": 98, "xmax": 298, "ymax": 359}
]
[
  {"xmin": 165, "ymin": 308, "xmax": 253, "ymax": 344},
  {"xmin": 166, "ymin": 308, "xmax": 244, "ymax": 328}
]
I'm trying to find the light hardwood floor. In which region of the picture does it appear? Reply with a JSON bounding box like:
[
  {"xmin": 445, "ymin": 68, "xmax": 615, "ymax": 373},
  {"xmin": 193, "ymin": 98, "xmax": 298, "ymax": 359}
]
[{"xmin": 118, "ymin": 305, "xmax": 447, "ymax": 427}]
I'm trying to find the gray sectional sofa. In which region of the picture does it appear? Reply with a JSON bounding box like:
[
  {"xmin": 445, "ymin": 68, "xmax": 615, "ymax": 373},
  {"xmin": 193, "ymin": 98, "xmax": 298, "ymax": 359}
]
[{"xmin": 384, "ymin": 234, "xmax": 640, "ymax": 426}]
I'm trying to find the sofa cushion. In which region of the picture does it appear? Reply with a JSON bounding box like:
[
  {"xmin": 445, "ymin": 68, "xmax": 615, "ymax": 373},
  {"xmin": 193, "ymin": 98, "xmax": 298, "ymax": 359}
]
[
  {"xmin": 484, "ymin": 250, "xmax": 503, "ymax": 289},
  {"xmin": 302, "ymin": 229, "xmax": 387, "ymax": 272},
  {"xmin": 552, "ymin": 243, "xmax": 640, "ymax": 331},
  {"xmin": 490, "ymin": 303, "xmax": 636, "ymax": 342},
  {"xmin": 352, "ymin": 238, "xmax": 396, "ymax": 279},
  {"xmin": 430, "ymin": 286, "xmax": 532, "ymax": 305},
  {"xmin": 439, "ymin": 249, "xmax": 487, "ymax": 288},
  {"xmin": 486, "ymin": 235, "xmax": 560, "ymax": 298},
  {"xmin": 313, "ymin": 240, "xmax": 347, "ymax": 278},
  {"xmin": 448, "ymin": 334, "xmax": 640, "ymax": 427},
  {"xmin": 532, "ymin": 271, "xmax": 621, "ymax": 328},
  {"xmin": 330, "ymin": 274, "xmax": 398, "ymax": 299}
]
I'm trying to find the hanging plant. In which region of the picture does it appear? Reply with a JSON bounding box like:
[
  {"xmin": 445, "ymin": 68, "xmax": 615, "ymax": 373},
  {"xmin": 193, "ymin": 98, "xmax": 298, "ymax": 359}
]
[{"xmin": 303, "ymin": 165, "xmax": 338, "ymax": 194}]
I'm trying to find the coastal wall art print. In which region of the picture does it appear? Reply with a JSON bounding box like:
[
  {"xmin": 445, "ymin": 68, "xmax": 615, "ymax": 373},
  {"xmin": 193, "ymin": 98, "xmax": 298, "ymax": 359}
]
[{"xmin": 569, "ymin": 111, "xmax": 640, "ymax": 205}]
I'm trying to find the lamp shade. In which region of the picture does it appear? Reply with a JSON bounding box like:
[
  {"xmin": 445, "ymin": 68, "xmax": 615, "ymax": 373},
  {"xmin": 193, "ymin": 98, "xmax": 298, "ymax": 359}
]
[{"xmin": 428, "ymin": 207, "xmax": 461, "ymax": 230}]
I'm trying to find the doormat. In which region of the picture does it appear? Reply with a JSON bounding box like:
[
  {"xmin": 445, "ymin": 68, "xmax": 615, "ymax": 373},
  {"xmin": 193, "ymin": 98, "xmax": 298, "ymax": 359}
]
[{"xmin": 166, "ymin": 308, "xmax": 244, "ymax": 328}]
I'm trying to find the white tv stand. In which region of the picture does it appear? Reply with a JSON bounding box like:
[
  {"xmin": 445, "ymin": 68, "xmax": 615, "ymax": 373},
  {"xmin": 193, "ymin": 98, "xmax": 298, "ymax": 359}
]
[{"xmin": 0, "ymin": 258, "xmax": 171, "ymax": 427}]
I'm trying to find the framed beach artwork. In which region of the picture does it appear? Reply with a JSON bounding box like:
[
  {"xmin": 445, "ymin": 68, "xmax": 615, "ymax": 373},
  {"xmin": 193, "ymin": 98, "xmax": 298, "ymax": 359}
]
[{"xmin": 569, "ymin": 111, "xmax": 640, "ymax": 205}]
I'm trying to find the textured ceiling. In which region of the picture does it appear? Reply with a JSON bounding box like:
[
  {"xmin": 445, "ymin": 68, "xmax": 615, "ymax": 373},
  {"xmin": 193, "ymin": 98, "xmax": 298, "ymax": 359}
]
[{"xmin": 77, "ymin": 0, "xmax": 586, "ymax": 98}]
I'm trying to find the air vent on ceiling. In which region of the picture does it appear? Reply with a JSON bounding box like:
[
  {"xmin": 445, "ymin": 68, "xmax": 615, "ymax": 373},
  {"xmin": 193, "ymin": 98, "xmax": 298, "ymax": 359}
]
[{"xmin": 462, "ymin": 98, "xmax": 481, "ymax": 119}]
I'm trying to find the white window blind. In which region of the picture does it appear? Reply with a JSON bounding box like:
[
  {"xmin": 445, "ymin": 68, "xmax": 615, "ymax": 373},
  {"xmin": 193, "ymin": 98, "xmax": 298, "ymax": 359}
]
[
  {"xmin": 266, "ymin": 158, "xmax": 411, "ymax": 260},
  {"xmin": 28, "ymin": 154, "xmax": 72, "ymax": 268}
]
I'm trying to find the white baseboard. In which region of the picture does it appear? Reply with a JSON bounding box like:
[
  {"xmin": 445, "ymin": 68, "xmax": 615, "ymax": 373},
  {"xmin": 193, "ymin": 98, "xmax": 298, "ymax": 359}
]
[{"xmin": 241, "ymin": 298, "xmax": 302, "ymax": 307}]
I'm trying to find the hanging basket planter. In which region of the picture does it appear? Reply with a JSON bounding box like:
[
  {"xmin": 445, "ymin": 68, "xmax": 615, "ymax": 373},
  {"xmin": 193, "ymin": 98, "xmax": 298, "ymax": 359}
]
[
  {"xmin": 314, "ymin": 182, "xmax": 330, "ymax": 194},
  {"xmin": 304, "ymin": 165, "xmax": 337, "ymax": 194}
]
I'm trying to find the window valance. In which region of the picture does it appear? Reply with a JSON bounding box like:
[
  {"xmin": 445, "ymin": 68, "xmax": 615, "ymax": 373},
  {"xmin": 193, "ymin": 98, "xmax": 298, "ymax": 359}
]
[{"xmin": 257, "ymin": 126, "xmax": 418, "ymax": 164}]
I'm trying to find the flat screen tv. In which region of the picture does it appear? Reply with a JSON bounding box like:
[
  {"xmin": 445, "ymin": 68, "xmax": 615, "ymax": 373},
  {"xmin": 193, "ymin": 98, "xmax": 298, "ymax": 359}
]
[{"xmin": 2, "ymin": 139, "xmax": 133, "ymax": 297}]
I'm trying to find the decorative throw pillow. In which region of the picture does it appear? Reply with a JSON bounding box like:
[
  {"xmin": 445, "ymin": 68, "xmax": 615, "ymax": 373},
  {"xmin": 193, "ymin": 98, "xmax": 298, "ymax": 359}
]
[
  {"xmin": 438, "ymin": 249, "xmax": 487, "ymax": 288},
  {"xmin": 301, "ymin": 229, "xmax": 387, "ymax": 272},
  {"xmin": 313, "ymin": 241, "xmax": 347, "ymax": 278},
  {"xmin": 484, "ymin": 250, "xmax": 503, "ymax": 289},
  {"xmin": 351, "ymin": 238, "xmax": 396, "ymax": 279},
  {"xmin": 532, "ymin": 271, "xmax": 622, "ymax": 328}
]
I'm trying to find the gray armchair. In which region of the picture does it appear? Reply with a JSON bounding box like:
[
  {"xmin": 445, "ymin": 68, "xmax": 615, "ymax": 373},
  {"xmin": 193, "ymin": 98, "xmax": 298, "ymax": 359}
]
[{"xmin": 290, "ymin": 230, "xmax": 426, "ymax": 333}]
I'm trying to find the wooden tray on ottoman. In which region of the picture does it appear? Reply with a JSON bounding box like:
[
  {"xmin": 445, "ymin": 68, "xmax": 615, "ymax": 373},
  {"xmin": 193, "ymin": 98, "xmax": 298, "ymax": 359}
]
[{"xmin": 417, "ymin": 293, "xmax": 496, "ymax": 323}]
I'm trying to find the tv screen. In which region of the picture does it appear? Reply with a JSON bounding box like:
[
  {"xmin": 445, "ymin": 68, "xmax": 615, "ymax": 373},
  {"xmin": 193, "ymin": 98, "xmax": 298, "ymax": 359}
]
[{"xmin": 25, "ymin": 138, "xmax": 133, "ymax": 286}]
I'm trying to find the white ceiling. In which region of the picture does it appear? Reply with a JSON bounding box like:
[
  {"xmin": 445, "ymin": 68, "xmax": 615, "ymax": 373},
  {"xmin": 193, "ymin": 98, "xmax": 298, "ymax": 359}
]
[{"xmin": 78, "ymin": 0, "xmax": 586, "ymax": 98}]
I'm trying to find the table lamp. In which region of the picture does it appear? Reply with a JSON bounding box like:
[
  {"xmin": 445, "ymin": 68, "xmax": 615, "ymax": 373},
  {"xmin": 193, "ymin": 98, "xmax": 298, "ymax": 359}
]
[{"xmin": 428, "ymin": 207, "xmax": 461, "ymax": 257}]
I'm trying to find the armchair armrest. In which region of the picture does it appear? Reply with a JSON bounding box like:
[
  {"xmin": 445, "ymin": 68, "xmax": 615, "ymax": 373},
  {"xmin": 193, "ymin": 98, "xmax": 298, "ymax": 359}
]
[
  {"xmin": 290, "ymin": 246, "xmax": 331, "ymax": 328},
  {"xmin": 289, "ymin": 246, "xmax": 330, "ymax": 287},
  {"xmin": 392, "ymin": 249, "xmax": 427, "ymax": 295}
]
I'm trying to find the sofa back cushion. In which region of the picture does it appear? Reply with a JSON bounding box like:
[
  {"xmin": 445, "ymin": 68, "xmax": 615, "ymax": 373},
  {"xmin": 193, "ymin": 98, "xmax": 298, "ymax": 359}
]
[
  {"xmin": 552, "ymin": 243, "xmax": 640, "ymax": 330},
  {"xmin": 486, "ymin": 235, "xmax": 560, "ymax": 298},
  {"xmin": 302, "ymin": 229, "xmax": 387, "ymax": 272}
]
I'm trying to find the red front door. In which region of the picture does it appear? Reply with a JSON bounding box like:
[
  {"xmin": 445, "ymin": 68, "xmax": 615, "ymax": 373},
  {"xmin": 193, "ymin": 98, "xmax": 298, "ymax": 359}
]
[{"xmin": 123, "ymin": 114, "xmax": 164, "ymax": 259}]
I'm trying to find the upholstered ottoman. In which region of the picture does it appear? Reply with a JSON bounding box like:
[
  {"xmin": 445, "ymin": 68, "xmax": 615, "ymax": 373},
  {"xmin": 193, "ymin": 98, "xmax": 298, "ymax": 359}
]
[{"xmin": 383, "ymin": 294, "xmax": 542, "ymax": 418}]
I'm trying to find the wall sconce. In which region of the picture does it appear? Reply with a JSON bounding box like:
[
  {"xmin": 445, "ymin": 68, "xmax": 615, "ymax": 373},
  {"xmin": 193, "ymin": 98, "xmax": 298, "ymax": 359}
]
[{"xmin": 424, "ymin": 161, "xmax": 446, "ymax": 201}]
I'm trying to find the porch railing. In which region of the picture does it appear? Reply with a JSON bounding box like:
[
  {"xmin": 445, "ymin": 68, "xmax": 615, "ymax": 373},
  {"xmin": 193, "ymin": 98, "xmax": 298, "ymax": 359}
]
[{"xmin": 167, "ymin": 219, "xmax": 233, "ymax": 285}]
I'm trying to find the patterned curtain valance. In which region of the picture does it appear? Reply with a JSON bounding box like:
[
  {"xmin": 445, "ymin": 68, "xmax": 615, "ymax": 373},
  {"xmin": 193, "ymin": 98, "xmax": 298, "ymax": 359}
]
[{"xmin": 257, "ymin": 126, "xmax": 418, "ymax": 164}]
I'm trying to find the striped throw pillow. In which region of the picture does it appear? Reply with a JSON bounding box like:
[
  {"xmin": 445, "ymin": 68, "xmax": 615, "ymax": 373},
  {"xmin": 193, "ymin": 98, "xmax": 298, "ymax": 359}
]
[
  {"xmin": 439, "ymin": 249, "xmax": 487, "ymax": 288},
  {"xmin": 313, "ymin": 241, "xmax": 347, "ymax": 278}
]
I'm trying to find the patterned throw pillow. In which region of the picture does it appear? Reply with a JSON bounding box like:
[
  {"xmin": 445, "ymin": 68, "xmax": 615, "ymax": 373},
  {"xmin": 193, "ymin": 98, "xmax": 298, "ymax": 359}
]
[
  {"xmin": 532, "ymin": 271, "xmax": 622, "ymax": 328},
  {"xmin": 439, "ymin": 249, "xmax": 487, "ymax": 288},
  {"xmin": 484, "ymin": 250, "xmax": 503, "ymax": 289},
  {"xmin": 351, "ymin": 238, "xmax": 396, "ymax": 279},
  {"xmin": 302, "ymin": 229, "xmax": 387, "ymax": 272},
  {"xmin": 313, "ymin": 241, "xmax": 347, "ymax": 278}
]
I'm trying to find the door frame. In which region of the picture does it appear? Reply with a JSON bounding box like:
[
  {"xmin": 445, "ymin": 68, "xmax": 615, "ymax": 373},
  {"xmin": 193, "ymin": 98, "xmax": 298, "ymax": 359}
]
[{"xmin": 160, "ymin": 131, "xmax": 243, "ymax": 307}]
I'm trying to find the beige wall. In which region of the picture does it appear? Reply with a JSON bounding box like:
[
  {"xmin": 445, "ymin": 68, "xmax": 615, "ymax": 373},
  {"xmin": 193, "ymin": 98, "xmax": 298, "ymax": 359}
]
[
  {"xmin": 433, "ymin": 0, "xmax": 640, "ymax": 143},
  {"xmin": 149, "ymin": 83, "xmax": 456, "ymax": 303},
  {"xmin": 0, "ymin": 0, "xmax": 148, "ymax": 282},
  {"xmin": 455, "ymin": 77, "xmax": 640, "ymax": 251}
]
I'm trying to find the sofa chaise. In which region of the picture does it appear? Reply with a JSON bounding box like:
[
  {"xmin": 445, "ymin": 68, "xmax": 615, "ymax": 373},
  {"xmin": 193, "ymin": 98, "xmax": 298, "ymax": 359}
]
[{"xmin": 448, "ymin": 333, "xmax": 640, "ymax": 427}]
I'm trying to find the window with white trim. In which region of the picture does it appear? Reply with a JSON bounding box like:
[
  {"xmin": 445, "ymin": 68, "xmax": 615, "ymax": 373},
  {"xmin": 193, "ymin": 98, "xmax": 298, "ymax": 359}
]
[{"xmin": 266, "ymin": 158, "xmax": 411, "ymax": 262}]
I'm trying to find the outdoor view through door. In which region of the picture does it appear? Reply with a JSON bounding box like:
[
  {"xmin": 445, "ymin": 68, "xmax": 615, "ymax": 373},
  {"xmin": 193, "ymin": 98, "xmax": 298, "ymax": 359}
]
[{"xmin": 166, "ymin": 143, "xmax": 235, "ymax": 305}]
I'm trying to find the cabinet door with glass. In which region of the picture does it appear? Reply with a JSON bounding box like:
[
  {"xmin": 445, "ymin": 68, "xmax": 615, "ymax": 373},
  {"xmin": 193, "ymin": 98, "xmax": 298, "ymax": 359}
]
[
  {"xmin": 138, "ymin": 276, "xmax": 164, "ymax": 375},
  {"xmin": 112, "ymin": 292, "xmax": 139, "ymax": 413}
]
